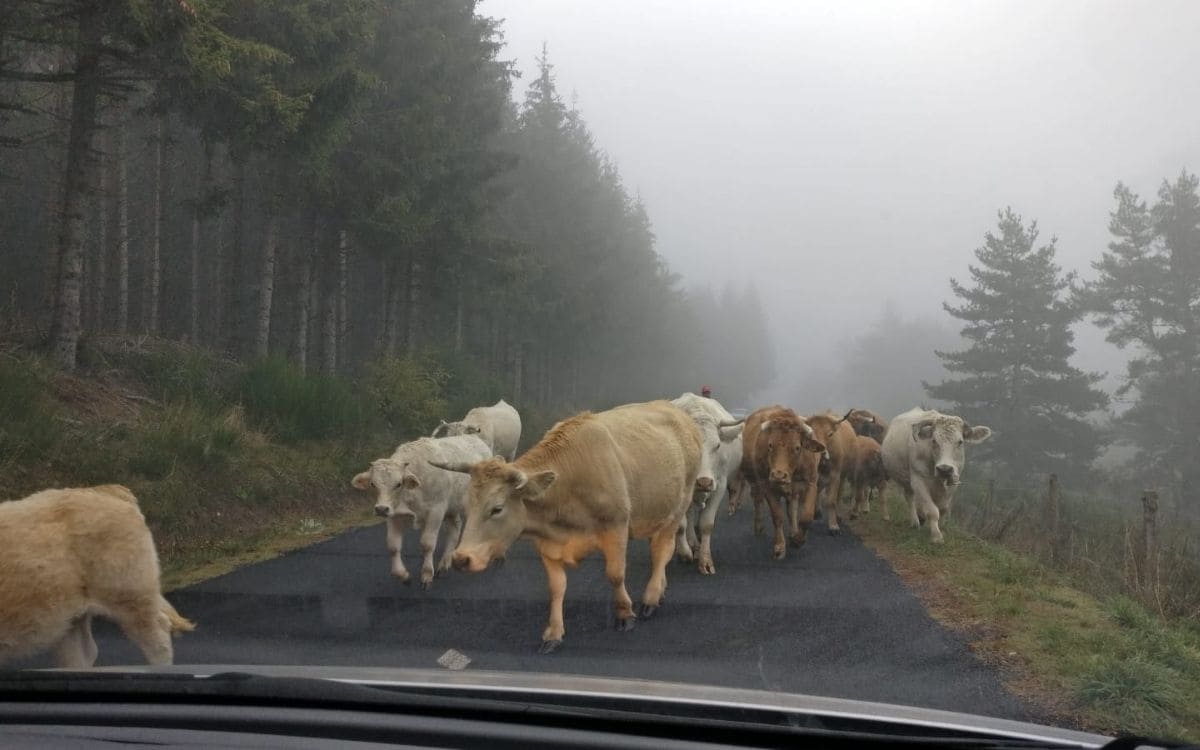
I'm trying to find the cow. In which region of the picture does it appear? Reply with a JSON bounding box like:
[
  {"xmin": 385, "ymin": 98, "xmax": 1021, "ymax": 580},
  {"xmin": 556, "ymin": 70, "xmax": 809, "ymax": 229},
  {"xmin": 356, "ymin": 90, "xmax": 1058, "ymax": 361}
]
[
  {"xmin": 739, "ymin": 406, "xmax": 827, "ymax": 559},
  {"xmin": 432, "ymin": 398, "xmax": 522, "ymax": 460},
  {"xmin": 670, "ymin": 392, "xmax": 743, "ymax": 575},
  {"xmin": 0, "ymin": 485, "xmax": 194, "ymax": 668},
  {"xmin": 847, "ymin": 434, "xmax": 888, "ymax": 519},
  {"xmin": 804, "ymin": 411, "xmax": 857, "ymax": 534},
  {"xmin": 845, "ymin": 408, "xmax": 888, "ymax": 442},
  {"xmin": 431, "ymin": 400, "xmax": 701, "ymax": 654},
  {"xmin": 351, "ymin": 434, "xmax": 492, "ymax": 588},
  {"xmin": 881, "ymin": 408, "xmax": 992, "ymax": 543}
]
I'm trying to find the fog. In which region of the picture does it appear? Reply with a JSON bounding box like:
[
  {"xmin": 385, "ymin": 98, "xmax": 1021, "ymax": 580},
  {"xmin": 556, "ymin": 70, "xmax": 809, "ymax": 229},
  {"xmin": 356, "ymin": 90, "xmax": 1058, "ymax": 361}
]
[{"xmin": 479, "ymin": 0, "xmax": 1200, "ymax": 408}]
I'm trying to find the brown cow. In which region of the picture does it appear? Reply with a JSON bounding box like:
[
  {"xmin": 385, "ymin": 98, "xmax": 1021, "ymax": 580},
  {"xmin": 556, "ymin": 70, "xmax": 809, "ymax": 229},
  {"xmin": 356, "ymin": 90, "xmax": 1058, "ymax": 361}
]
[
  {"xmin": 804, "ymin": 411, "xmax": 857, "ymax": 534},
  {"xmin": 848, "ymin": 434, "xmax": 889, "ymax": 520},
  {"xmin": 846, "ymin": 408, "xmax": 888, "ymax": 442},
  {"xmin": 432, "ymin": 400, "xmax": 701, "ymax": 654},
  {"xmin": 738, "ymin": 406, "xmax": 827, "ymax": 559}
]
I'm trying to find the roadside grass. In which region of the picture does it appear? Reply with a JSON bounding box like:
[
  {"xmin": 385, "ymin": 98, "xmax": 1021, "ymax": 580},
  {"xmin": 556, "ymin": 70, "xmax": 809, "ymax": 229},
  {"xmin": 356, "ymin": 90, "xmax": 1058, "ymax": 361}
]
[{"xmin": 852, "ymin": 494, "xmax": 1200, "ymax": 742}]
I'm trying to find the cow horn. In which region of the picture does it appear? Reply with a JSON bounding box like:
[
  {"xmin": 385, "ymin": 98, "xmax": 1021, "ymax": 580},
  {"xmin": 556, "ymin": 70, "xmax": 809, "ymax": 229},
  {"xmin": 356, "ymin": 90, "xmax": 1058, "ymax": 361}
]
[
  {"xmin": 717, "ymin": 418, "xmax": 743, "ymax": 428},
  {"xmin": 428, "ymin": 460, "xmax": 472, "ymax": 474},
  {"xmin": 838, "ymin": 409, "xmax": 854, "ymax": 424},
  {"xmin": 759, "ymin": 419, "xmax": 773, "ymax": 432}
]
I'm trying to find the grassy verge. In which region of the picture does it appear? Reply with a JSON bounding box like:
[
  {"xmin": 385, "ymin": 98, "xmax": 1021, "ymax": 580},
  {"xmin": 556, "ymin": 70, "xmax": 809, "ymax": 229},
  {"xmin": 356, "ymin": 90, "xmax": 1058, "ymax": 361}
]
[{"xmin": 853, "ymin": 494, "xmax": 1200, "ymax": 742}]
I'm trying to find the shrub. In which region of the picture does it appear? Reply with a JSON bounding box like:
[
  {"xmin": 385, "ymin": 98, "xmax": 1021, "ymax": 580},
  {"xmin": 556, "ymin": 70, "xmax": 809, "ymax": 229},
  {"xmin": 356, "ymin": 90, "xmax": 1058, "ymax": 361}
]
[
  {"xmin": 128, "ymin": 348, "xmax": 231, "ymax": 410},
  {"xmin": 0, "ymin": 355, "xmax": 62, "ymax": 468},
  {"xmin": 236, "ymin": 357, "xmax": 366, "ymax": 442},
  {"xmin": 363, "ymin": 355, "xmax": 448, "ymax": 439},
  {"xmin": 128, "ymin": 405, "xmax": 246, "ymax": 479}
]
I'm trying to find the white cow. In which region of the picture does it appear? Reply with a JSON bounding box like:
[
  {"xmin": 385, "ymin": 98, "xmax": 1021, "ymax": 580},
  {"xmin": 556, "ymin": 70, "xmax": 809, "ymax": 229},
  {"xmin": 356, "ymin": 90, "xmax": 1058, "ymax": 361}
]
[
  {"xmin": 881, "ymin": 408, "xmax": 992, "ymax": 543},
  {"xmin": 351, "ymin": 434, "xmax": 491, "ymax": 588},
  {"xmin": 432, "ymin": 399, "xmax": 522, "ymax": 460},
  {"xmin": 671, "ymin": 392, "xmax": 744, "ymax": 574},
  {"xmin": 0, "ymin": 485, "xmax": 194, "ymax": 668}
]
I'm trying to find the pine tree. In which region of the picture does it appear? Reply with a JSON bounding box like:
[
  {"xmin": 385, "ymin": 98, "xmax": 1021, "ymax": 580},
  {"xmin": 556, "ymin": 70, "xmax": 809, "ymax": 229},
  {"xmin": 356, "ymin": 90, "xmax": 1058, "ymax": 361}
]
[
  {"xmin": 926, "ymin": 208, "xmax": 1108, "ymax": 482},
  {"xmin": 1083, "ymin": 172, "xmax": 1200, "ymax": 510}
]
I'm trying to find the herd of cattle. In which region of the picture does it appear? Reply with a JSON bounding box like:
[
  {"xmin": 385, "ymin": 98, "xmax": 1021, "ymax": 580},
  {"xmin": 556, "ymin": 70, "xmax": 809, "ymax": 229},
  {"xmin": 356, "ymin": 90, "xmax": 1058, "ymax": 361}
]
[{"xmin": 0, "ymin": 393, "xmax": 991, "ymax": 665}]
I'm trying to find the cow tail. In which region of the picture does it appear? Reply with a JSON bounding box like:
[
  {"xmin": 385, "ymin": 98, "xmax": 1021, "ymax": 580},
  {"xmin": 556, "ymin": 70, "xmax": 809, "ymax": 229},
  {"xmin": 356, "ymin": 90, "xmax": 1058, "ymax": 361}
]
[{"xmin": 160, "ymin": 597, "xmax": 196, "ymax": 635}]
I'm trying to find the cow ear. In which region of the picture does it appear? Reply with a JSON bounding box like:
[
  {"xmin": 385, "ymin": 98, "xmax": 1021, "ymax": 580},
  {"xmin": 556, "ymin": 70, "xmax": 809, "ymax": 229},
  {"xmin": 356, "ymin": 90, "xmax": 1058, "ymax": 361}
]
[
  {"xmin": 351, "ymin": 471, "xmax": 372, "ymax": 491},
  {"xmin": 521, "ymin": 470, "xmax": 557, "ymax": 500},
  {"xmin": 719, "ymin": 424, "xmax": 742, "ymax": 442},
  {"xmin": 401, "ymin": 473, "xmax": 421, "ymax": 490},
  {"xmin": 759, "ymin": 419, "xmax": 773, "ymax": 433},
  {"xmin": 913, "ymin": 422, "xmax": 934, "ymax": 440},
  {"xmin": 964, "ymin": 425, "xmax": 992, "ymax": 444}
]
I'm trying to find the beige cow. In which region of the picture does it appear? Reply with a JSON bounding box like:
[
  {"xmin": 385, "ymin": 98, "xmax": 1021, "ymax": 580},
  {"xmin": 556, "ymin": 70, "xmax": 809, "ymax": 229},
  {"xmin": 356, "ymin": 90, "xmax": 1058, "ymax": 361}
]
[
  {"xmin": 431, "ymin": 400, "xmax": 701, "ymax": 654},
  {"xmin": 0, "ymin": 485, "xmax": 194, "ymax": 667}
]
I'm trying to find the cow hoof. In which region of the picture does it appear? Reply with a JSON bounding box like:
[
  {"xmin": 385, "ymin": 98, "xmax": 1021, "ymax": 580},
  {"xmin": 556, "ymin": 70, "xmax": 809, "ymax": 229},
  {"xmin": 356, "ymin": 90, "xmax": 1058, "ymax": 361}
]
[
  {"xmin": 772, "ymin": 547, "xmax": 786, "ymax": 560},
  {"xmin": 698, "ymin": 561, "xmax": 715, "ymax": 575},
  {"xmin": 615, "ymin": 616, "xmax": 636, "ymax": 632},
  {"xmin": 421, "ymin": 579, "xmax": 433, "ymax": 591},
  {"xmin": 639, "ymin": 604, "xmax": 659, "ymax": 619},
  {"xmin": 537, "ymin": 639, "xmax": 563, "ymax": 655},
  {"xmin": 849, "ymin": 512, "xmax": 859, "ymax": 520},
  {"xmin": 828, "ymin": 527, "xmax": 841, "ymax": 536}
]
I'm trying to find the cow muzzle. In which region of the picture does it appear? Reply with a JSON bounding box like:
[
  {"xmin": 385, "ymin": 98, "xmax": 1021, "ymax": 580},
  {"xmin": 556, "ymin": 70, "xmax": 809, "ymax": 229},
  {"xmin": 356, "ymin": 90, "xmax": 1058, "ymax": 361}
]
[
  {"xmin": 695, "ymin": 475, "xmax": 715, "ymax": 492},
  {"xmin": 451, "ymin": 549, "xmax": 489, "ymax": 573},
  {"xmin": 374, "ymin": 505, "xmax": 391, "ymax": 518},
  {"xmin": 769, "ymin": 470, "xmax": 791, "ymax": 485},
  {"xmin": 934, "ymin": 464, "xmax": 958, "ymax": 484}
]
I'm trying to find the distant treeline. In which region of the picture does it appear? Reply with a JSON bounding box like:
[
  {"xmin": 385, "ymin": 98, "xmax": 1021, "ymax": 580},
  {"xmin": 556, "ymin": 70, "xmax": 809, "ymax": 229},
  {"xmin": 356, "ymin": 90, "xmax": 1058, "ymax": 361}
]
[{"xmin": 0, "ymin": 0, "xmax": 775, "ymax": 409}]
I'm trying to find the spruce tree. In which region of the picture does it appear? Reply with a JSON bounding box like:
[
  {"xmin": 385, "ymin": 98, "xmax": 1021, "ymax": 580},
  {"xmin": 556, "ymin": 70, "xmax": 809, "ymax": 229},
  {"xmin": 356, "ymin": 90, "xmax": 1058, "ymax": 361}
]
[{"xmin": 926, "ymin": 208, "xmax": 1108, "ymax": 482}]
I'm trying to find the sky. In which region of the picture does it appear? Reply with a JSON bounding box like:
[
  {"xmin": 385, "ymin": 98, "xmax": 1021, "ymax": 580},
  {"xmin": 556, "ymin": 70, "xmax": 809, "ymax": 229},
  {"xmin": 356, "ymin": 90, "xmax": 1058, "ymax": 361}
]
[{"xmin": 477, "ymin": 0, "xmax": 1200, "ymax": 404}]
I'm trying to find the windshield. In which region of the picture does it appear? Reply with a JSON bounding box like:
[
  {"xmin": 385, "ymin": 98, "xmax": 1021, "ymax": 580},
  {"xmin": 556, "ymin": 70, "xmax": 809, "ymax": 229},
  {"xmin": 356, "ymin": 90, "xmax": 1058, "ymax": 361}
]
[{"xmin": 1, "ymin": 0, "xmax": 1198, "ymax": 743}]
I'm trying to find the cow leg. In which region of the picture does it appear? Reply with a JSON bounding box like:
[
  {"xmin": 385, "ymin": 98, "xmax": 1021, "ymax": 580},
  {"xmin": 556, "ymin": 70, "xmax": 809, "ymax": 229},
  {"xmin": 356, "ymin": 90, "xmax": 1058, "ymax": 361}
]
[
  {"xmin": 437, "ymin": 512, "xmax": 462, "ymax": 575},
  {"xmin": 696, "ymin": 485, "xmax": 724, "ymax": 575},
  {"xmin": 794, "ymin": 479, "xmax": 819, "ymax": 545},
  {"xmin": 674, "ymin": 515, "xmax": 694, "ymax": 563},
  {"xmin": 903, "ymin": 486, "xmax": 919, "ymax": 528},
  {"xmin": 641, "ymin": 524, "xmax": 676, "ymax": 617},
  {"xmin": 113, "ymin": 598, "xmax": 174, "ymax": 666},
  {"xmin": 418, "ymin": 513, "xmax": 445, "ymax": 589},
  {"xmin": 878, "ymin": 483, "xmax": 891, "ymax": 520},
  {"xmin": 54, "ymin": 615, "xmax": 98, "ymax": 668},
  {"xmin": 850, "ymin": 482, "xmax": 866, "ymax": 519},
  {"xmin": 599, "ymin": 531, "xmax": 635, "ymax": 631},
  {"xmin": 752, "ymin": 493, "xmax": 765, "ymax": 536},
  {"xmin": 824, "ymin": 470, "xmax": 844, "ymax": 534},
  {"xmin": 685, "ymin": 502, "xmax": 701, "ymax": 554},
  {"xmin": 912, "ymin": 483, "xmax": 944, "ymax": 543},
  {"xmin": 539, "ymin": 556, "xmax": 567, "ymax": 653},
  {"xmin": 386, "ymin": 516, "xmax": 411, "ymax": 583},
  {"xmin": 760, "ymin": 481, "xmax": 788, "ymax": 559}
]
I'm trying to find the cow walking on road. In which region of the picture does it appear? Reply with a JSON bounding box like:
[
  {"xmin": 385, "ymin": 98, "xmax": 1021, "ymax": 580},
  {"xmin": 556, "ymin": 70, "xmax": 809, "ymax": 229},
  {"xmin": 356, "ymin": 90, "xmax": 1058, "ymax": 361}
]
[
  {"xmin": 671, "ymin": 392, "xmax": 743, "ymax": 575},
  {"xmin": 881, "ymin": 408, "xmax": 992, "ymax": 543},
  {"xmin": 432, "ymin": 400, "xmax": 702, "ymax": 654},
  {"xmin": 433, "ymin": 399, "xmax": 522, "ymax": 460}
]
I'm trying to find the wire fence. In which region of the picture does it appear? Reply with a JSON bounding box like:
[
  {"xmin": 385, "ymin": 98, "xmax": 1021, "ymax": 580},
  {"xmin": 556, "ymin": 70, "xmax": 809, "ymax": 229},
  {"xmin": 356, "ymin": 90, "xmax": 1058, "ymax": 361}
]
[{"xmin": 950, "ymin": 476, "xmax": 1200, "ymax": 621}]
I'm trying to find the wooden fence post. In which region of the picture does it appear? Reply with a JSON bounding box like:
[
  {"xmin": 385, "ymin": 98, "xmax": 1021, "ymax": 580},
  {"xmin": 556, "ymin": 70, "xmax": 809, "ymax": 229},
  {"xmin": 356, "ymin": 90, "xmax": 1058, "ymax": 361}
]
[
  {"xmin": 1142, "ymin": 489, "xmax": 1159, "ymax": 591},
  {"xmin": 1045, "ymin": 474, "xmax": 1060, "ymax": 564}
]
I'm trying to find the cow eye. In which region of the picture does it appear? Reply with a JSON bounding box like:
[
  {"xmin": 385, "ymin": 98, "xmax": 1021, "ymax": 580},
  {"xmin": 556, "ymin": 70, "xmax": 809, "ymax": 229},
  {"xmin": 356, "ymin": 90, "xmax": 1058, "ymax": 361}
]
[
  {"xmin": 489, "ymin": 505, "xmax": 504, "ymax": 517},
  {"xmin": 767, "ymin": 441, "xmax": 774, "ymax": 450}
]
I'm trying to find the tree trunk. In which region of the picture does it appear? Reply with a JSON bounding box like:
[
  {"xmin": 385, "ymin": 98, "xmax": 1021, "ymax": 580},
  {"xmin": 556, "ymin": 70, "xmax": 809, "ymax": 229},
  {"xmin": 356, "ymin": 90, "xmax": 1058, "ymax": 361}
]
[
  {"xmin": 336, "ymin": 229, "xmax": 348, "ymax": 372},
  {"xmin": 91, "ymin": 128, "xmax": 109, "ymax": 333},
  {"xmin": 114, "ymin": 128, "xmax": 130, "ymax": 336},
  {"xmin": 188, "ymin": 211, "xmax": 200, "ymax": 343},
  {"xmin": 144, "ymin": 115, "xmax": 167, "ymax": 335},
  {"xmin": 254, "ymin": 213, "xmax": 278, "ymax": 358},
  {"xmin": 321, "ymin": 257, "xmax": 337, "ymax": 376},
  {"xmin": 512, "ymin": 338, "xmax": 524, "ymax": 404},
  {"xmin": 43, "ymin": 49, "xmax": 72, "ymax": 334},
  {"xmin": 380, "ymin": 257, "xmax": 395, "ymax": 357},
  {"xmin": 48, "ymin": 11, "xmax": 102, "ymax": 371},
  {"xmin": 225, "ymin": 156, "xmax": 246, "ymax": 352},
  {"xmin": 404, "ymin": 249, "xmax": 421, "ymax": 357},
  {"xmin": 454, "ymin": 268, "xmax": 464, "ymax": 355},
  {"xmin": 209, "ymin": 212, "xmax": 225, "ymax": 345},
  {"xmin": 293, "ymin": 220, "xmax": 315, "ymax": 372}
]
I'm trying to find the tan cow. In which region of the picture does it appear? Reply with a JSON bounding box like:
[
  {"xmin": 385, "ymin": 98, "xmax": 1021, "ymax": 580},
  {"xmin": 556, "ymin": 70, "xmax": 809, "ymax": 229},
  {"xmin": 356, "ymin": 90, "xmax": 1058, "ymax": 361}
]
[
  {"xmin": 431, "ymin": 400, "xmax": 701, "ymax": 654},
  {"xmin": 738, "ymin": 406, "xmax": 827, "ymax": 559},
  {"xmin": 847, "ymin": 435, "xmax": 888, "ymax": 520},
  {"xmin": 0, "ymin": 485, "xmax": 194, "ymax": 668},
  {"xmin": 804, "ymin": 411, "xmax": 857, "ymax": 534}
]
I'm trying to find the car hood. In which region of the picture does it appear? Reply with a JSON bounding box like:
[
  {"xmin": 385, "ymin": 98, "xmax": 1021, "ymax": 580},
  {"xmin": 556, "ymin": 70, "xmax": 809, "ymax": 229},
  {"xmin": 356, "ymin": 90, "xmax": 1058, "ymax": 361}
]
[{"xmin": 60, "ymin": 664, "xmax": 1109, "ymax": 747}]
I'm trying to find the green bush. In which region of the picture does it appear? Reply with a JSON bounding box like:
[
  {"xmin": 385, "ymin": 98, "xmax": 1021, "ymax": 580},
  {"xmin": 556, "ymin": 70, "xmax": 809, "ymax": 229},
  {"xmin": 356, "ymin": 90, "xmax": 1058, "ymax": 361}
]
[
  {"xmin": 127, "ymin": 348, "xmax": 231, "ymax": 410},
  {"xmin": 236, "ymin": 357, "xmax": 366, "ymax": 442},
  {"xmin": 128, "ymin": 405, "xmax": 246, "ymax": 479},
  {"xmin": 0, "ymin": 356, "xmax": 62, "ymax": 467},
  {"xmin": 363, "ymin": 355, "xmax": 448, "ymax": 439}
]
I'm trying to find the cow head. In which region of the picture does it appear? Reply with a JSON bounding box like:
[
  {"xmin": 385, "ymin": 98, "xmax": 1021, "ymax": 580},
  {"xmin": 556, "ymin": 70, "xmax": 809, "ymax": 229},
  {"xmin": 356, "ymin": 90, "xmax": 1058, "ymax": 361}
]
[
  {"xmin": 846, "ymin": 408, "xmax": 887, "ymax": 441},
  {"xmin": 911, "ymin": 415, "xmax": 992, "ymax": 485},
  {"xmin": 433, "ymin": 420, "xmax": 483, "ymax": 439},
  {"xmin": 430, "ymin": 457, "xmax": 556, "ymax": 572},
  {"xmin": 350, "ymin": 459, "xmax": 421, "ymax": 518},
  {"xmin": 762, "ymin": 419, "xmax": 826, "ymax": 488},
  {"xmin": 693, "ymin": 416, "xmax": 744, "ymax": 494}
]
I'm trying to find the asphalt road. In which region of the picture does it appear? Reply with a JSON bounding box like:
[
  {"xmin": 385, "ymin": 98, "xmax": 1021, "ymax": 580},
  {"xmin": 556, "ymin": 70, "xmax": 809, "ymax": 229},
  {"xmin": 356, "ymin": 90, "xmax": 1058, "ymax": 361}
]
[{"xmin": 27, "ymin": 507, "xmax": 1029, "ymax": 720}]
